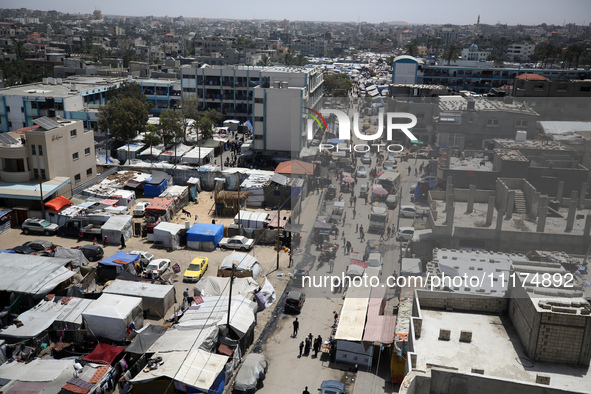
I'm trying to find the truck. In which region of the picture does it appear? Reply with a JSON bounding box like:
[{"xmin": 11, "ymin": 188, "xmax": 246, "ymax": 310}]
[
  {"xmin": 368, "ymin": 203, "xmax": 388, "ymax": 234},
  {"xmin": 59, "ymin": 216, "xmax": 108, "ymax": 238},
  {"xmin": 375, "ymin": 171, "xmax": 401, "ymax": 194}
]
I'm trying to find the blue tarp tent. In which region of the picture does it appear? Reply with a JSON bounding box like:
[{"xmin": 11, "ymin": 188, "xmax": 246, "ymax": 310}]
[
  {"xmin": 97, "ymin": 251, "xmax": 140, "ymax": 282},
  {"xmin": 187, "ymin": 223, "xmax": 224, "ymax": 251},
  {"xmin": 144, "ymin": 173, "xmax": 168, "ymax": 198}
]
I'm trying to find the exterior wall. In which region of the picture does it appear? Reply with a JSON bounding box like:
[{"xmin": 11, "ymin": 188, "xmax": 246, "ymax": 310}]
[
  {"xmin": 536, "ymin": 312, "xmax": 591, "ymax": 365},
  {"xmin": 508, "ymin": 282, "xmax": 540, "ymax": 359},
  {"xmin": 416, "ymin": 290, "xmax": 508, "ymax": 314},
  {"xmin": 392, "ymin": 59, "xmax": 419, "ymax": 85}
]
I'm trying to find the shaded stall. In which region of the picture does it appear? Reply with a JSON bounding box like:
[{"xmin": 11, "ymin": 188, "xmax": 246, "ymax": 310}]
[
  {"xmin": 214, "ymin": 190, "xmax": 249, "ymax": 217},
  {"xmin": 101, "ymin": 215, "xmax": 133, "ymax": 245},
  {"xmin": 153, "ymin": 222, "xmax": 187, "ymax": 250}
]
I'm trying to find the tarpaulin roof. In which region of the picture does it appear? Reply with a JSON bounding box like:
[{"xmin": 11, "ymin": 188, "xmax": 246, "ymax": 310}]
[
  {"xmin": 220, "ymin": 252, "xmax": 261, "ymax": 279},
  {"xmin": 0, "ymin": 358, "xmax": 72, "ymax": 382},
  {"xmin": 125, "ymin": 324, "xmax": 168, "ymax": 354},
  {"xmin": 146, "ymin": 197, "xmax": 174, "ymax": 211},
  {"xmin": 194, "ymin": 277, "xmax": 259, "ymax": 298},
  {"xmin": 83, "ymin": 342, "xmax": 125, "ymax": 365},
  {"xmin": 187, "ymin": 223, "xmax": 224, "ymax": 245},
  {"xmin": 274, "ymin": 160, "xmax": 315, "ymax": 175},
  {"xmin": 334, "ymin": 285, "xmax": 371, "ymax": 341},
  {"xmin": 148, "ymin": 326, "xmax": 218, "ymax": 353},
  {"xmin": 98, "ymin": 251, "xmax": 140, "ymax": 266},
  {"xmin": 99, "ymin": 199, "xmax": 119, "ymax": 206},
  {"xmin": 44, "ymin": 195, "xmax": 72, "ymax": 211},
  {"xmin": 146, "ymin": 172, "xmax": 167, "ymax": 185},
  {"xmin": 363, "ymin": 285, "xmax": 396, "ymax": 344},
  {"xmin": 54, "ymin": 246, "xmax": 89, "ymax": 268},
  {"xmin": 234, "ymin": 353, "xmax": 268, "ymax": 392}
]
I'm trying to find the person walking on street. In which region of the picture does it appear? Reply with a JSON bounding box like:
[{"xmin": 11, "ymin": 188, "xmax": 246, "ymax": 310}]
[
  {"xmin": 299, "ymin": 341, "xmax": 304, "ymax": 358},
  {"xmin": 415, "ymin": 167, "xmax": 418, "ymax": 176},
  {"xmin": 120, "ymin": 234, "xmax": 126, "ymax": 249},
  {"xmin": 293, "ymin": 317, "xmax": 299, "ymax": 337},
  {"xmin": 392, "ymin": 223, "xmax": 396, "ymax": 234},
  {"xmin": 329, "ymin": 258, "xmax": 334, "ymax": 272},
  {"xmin": 356, "ymin": 223, "xmax": 359, "ymax": 233},
  {"xmin": 360, "ymin": 228, "xmax": 365, "ymax": 242},
  {"xmin": 407, "ymin": 166, "xmax": 411, "ymax": 175},
  {"xmin": 103, "ymin": 235, "xmax": 108, "ymax": 247},
  {"xmin": 343, "ymin": 212, "xmax": 347, "ymax": 225},
  {"xmin": 365, "ymin": 195, "xmax": 369, "ymax": 205},
  {"xmin": 183, "ymin": 288, "xmax": 190, "ymax": 306},
  {"xmin": 346, "ymin": 240, "xmax": 351, "ymax": 254},
  {"xmin": 342, "ymin": 231, "xmax": 345, "ymax": 242},
  {"xmin": 303, "ymin": 387, "xmax": 310, "ymax": 394},
  {"xmin": 352, "ymin": 207, "xmax": 356, "ymax": 219},
  {"xmin": 387, "ymin": 226, "xmax": 391, "ymax": 239}
]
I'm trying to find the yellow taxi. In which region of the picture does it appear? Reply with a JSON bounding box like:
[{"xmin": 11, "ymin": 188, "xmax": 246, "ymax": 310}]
[{"xmin": 183, "ymin": 257, "xmax": 209, "ymax": 282}]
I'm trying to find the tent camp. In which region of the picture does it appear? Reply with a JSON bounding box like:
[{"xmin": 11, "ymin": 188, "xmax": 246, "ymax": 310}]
[
  {"xmin": 97, "ymin": 251, "xmax": 139, "ymax": 282},
  {"xmin": 102, "ymin": 279, "xmax": 176, "ymax": 318},
  {"xmin": 82, "ymin": 294, "xmax": 143, "ymax": 341},
  {"xmin": 148, "ymin": 326, "xmax": 218, "ymax": 354},
  {"xmin": 125, "ymin": 324, "xmax": 168, "ymax": 355},
  {"xmin": 153, "ymin": 222, "xmax": 187, "ymax": 250},
  {"xmin": 54, "ymin": 246, "xmax": 89, "ymax": 267},
  {"xmin": 234, "ymin": 211, "xmax": 268, "ymax": 229},
  {"xmin": 82, "ymin": 342, "xmax": 125, "ymax": 365},
  {"xmin": 218, "ymin": 252, "xmax": 262, "ymax": 279},
  {"xmin": 193, "ymin": 276, "xmax": 259, "ymax": 299},
  {"xmin": 144, "ymin": 172, "xmax": 168, "ymax": 197},
  {"xmin": 233, "ymin": 353, "xmax": 268, "ymax": 393},
  {"xmin": 101, "ymin": 215, "xmax": 133, "ymax": 245},
  {"xmin": 186, "ymin": 222, "xmax": 224, "ymax": 251}
]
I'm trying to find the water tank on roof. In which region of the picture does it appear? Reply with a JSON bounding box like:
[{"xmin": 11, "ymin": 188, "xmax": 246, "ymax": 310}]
[
  {"xmin": 467, "ymin": 100, "xmax": 475, "ymax": 111},
  {"xmin": 280, "ymin": 81, "xmax": 289, "ymax": 89},
  {"xmin": 273, "ymin": 81, "xmax": 281, "ymax": 89},
  {"xmin": 515, "ymin": 130, "xmax": 527, "ymax": 142}
]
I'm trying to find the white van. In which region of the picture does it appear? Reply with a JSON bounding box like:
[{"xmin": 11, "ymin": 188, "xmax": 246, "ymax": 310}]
[{"xmin": 367, "ymin": 252, "xmax": 383, "ymax": 270}]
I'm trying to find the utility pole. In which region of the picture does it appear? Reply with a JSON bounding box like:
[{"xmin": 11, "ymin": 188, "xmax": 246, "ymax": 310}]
[
  {"xmin": 276, "ymin": 203, "xmax": 281, "ymax": 270},
  {"xmin": 39, "ymin": 172, "xmax": 45, "ymax": 218},
  {"xmin": 227, "ymin": 264, "xmax": 235, "ymax": 328},
  {"xmin": 220, "ymin": 141, "xmax": 224, "ymax": 170},
  {"xmin": 237, "ymin": 173, "xmax": 241, "ymax": 235}
]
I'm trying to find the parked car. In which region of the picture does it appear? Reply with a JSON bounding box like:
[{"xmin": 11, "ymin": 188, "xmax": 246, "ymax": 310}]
[
  {"xmin": 129, "ymin": 250, "xmax": 154, "ymax": 267},
  {"xmin": 291, "ymin": 269, "xmax": 309, "ymax": 288},
  {"xmin": 12, "ymin": 245, "xmax": 35, "ymax": 254},
  {"xmin": 319, "ymin": 380, "xmax": 346, "ymax": 394},
  {"xmin": 361, "ymin": 154, "xmax": 372, "ymax": 165},
  {"xmin": 183, "ymin": 257, "xmax": 209, "ymax": 282},
  {"xmin": 399, "ymin": 205, "xmax": 417, "ymax": 218},
  {"xmin": 396, "ymin": 227, "xmax": 415, "ymax": 242},
  {"xmin": 219, "ymin": 235, "xmax": 255, "ymax": 251},
  {"xmin": 356, "ymin": 165, "xmax": 368, "ymax": 178},
  {"xmin": 233, "ymin": 353, "xmax": 268, "ymax": 394},
  {"xmin": 21, "ymin": 219, "xmax": 59, "ymax": 235},
  {"xmin": 285, "ymin": 291, "xmax": 306, "ymax": 313},
  {"xmin": 133, "ymin": 202, "xmax": 150, "ymax": 217},
  {"xmin": 359, "ymin": 183, "xmax": 369, "ymax": 199},
  {"xmin": 79, "ymin": 244, "xmax": 104, "ymax": 262},
  {"xmin": 385, "ymin": 194, "xmax": 398, "ymax": 209},
  {"xmin": 23, "ymin": 240, "xmax": 53, "ymax": 251},
  {"xmin": 145, "ymin": 258, "xmax": 171, "ymax": 278},
  {"xmin": 410, "ymin": 176, "xmax": 437, "ymax": 193}
]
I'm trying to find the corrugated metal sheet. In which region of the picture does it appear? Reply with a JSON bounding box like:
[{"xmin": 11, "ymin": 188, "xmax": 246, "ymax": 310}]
[
  {"xmin": 363, "ymin": 286, "xmax": 396, "ymax": 344},
  {"xmin": 334, "ymin": 286, "xmax": 371, "ymax": 341}
]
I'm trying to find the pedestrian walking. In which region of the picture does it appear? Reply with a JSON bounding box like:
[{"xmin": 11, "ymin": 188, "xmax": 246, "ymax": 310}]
[
  {"xmin": 328, "ymin": 258, "xmax": 334, "ymax": 272},
  {"xmin": 353, "ymin": 195, "xmax": 357, "ymax": 206},
  {"xmin": 183, "ymin": 288, "xmax": 190, "ymax": 306},
  {"xmin": 293, "ymin": 317, "xmax": 299, "ymax": 337},
  {"xmin": 407, "ymin": 166, "xmax": 411, "ymax": 175},
  {"xmin": 303, "ymin": 387, "xmax": 310, "ymax": 394},
  {"xmin": 299, "ymin": 341, "xmax": 304, "ymax": 357},
  {"xmin": 415, "ymin": 168, "xmax": 418, "ymax": 176},
  {"xmin": 343, "ymin": 212, "xmax": 347, "ymax": 223},
  {"xmin": 356, "ymin": 223, "xmax": 359, "ymax": 233},
  {"xmin": 120, "ymin": 234, "xmax": 126, "ymax": 249},
  {"xmin": 333, "ymin": 311, "xmax": 339, "ymax": 325},
  {"xmin": 304, "ymin": 337, "xmax": 311, "ymax": 356},
  {"xmin": 353, "ymin": 207, "xmax": 356, "ymax": 219},
  {"xmin": 103, "ymin": 235, "xmax": 108, "ymax": 247},
  {"xmin": 360, "ymin": 229, "xmax": 365, "ymax": 242},
  {"xmin": 78, "ymin": 231, "xmax": 84, "ymax": 242},
  {"xmin": 391, "ymin": 223, "xmax": 396, "ymax": 234},
  {"xmin": 93, "ymin": 237, "xmax": 97, "ymax": 245},
  {"xmin": 346, "ymin": 240, "xmax": 351, "ymax": 254},
  {"xmin": 387, "ymin": 226, "xmax": 391, "ymax": 238},
  {"xmin": 365, "ymin": 195, "xmax": 369, "ymax": 205}
]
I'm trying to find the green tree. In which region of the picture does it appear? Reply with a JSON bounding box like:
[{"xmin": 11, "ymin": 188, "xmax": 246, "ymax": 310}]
[
  {"xmin": 294, "ymin": 53, "xmax": 308, "ymax": 66},
  {"xmin": 144, "ymin": 124, "xmax": 162, "ymax": 164},
  {"xmin": 443, "ymin": 44, "xmax": 461, "ymax": 65},
  {"xmin": 98, "ymin": 97, "xmax": 149, "ymax": 150},
  {"xmin": 159, "ymin": 109, "xmax": 185, "ymax": 164},
  {"xmin": 404, "ymin": 40, "xmax": 419, "ymax": 57},
  {"xmin": 323, "ymin": 73, "xmax": 353, "ymax": 97},
  {"xmin": 257, "ymin": 55, "xmax": 271, "ymax": 66},
  {"xmin": 565, "ymin": 44, "xmax": 585, "ymax": 69}
]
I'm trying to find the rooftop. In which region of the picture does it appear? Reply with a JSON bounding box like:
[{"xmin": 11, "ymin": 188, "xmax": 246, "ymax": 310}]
[
  {"xmin": 448, "ymin": 156, "xmax": 495, "ymax": 171},
  {"xmin": 437, "ymin": 96, "xmax": 539, "ymax": 115},
  {"xmin": 494, "ymin": 149, "xmax": 529, "ymax": 162},
  {"xmin": 494, "ymin": 138, "xmax": 572, "ymax": 151},
  {"xmin": 413, "ymin": 310, "xmax": 590, "ymax": 392}
]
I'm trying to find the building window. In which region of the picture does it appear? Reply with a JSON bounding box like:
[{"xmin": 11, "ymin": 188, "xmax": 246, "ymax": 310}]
[
  {"xmin": 86, "ymin": 168, "xmax": 93, "ymax": 176},
  {"xmin": 254, "ymin": 98, "xmax": 264, "ymax": 103},
  {"xmin": 486, "ymin": 118, "xmax": 499, "ymax": 127},
  {"xmin": 20, "ymin": 107, "xmax": 24, "ymax": 113},
  {"xmin": 38, "ymin": 145, "xmax": 43, "ymax": 155},
  {"xmin": 534, "ymin": 83, "xmax": 545, "ymax": 91},
  {"xmin": 31, "ymin": 145, "xmax": 36, "ymax": 155},
  {"xmin": 31, "ymin": 101, "xmax": 37, "ymax": 109},
  {"xmin": 556, "ymin": 83, "xmax": 567, "ymax": 92},
  {"xmin": 85, "ymin": 147, "xmax": 91, "ymax": 156},
  {"xmin": 33, "ymin": 169, "xmax": 39, "ymax": 179},
  {"xmin": 515, "ymin": 119, "xmax": 528, "ymax": 127},
  {"xmin": 70, "ymin": 129, "xmax": 77, "ymax": 137},
  {"xmin": 74, "ymin": 173, "xmax": 81, "ymax": 182},
  {"xmin": 254, "ymin": 116, "xmax": 264, "ymax": 122},
  {"xmin": 581, "ymin": 86, "xmax": 591, "ymax": 93},
  {"xmin": 6, "ymin": 106, "xmax": 9, "ymax": 113},
  {"xmin": 40, "ymin": 169, "xmax": 46, "ymax": 180},
  {"xmin": 55, "ymin": 102, "xmax": 63, "ymax": 110},
  {"xmin": 73, "ymin": 152, "xmax": 79, "ymax": 161}
]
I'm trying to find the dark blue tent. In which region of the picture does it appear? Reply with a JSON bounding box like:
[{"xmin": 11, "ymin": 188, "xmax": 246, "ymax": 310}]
[
  {"xmin": 144, "ymin": 173, "xmax": 168, "ymax": 198},
  {"xmin": 97, "ymin": 251, "xmax": 140, "ymax": 282},
  {"xmin": 187, "ymin": 223, "xmax": 224, "ymax": 249}
]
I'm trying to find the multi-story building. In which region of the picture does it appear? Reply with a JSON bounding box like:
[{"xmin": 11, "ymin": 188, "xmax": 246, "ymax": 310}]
[
  {"xmin": 506, "ymin": 43, "xmax": 536, "ymax": 62},
  {"xmin": 461, "ymin": 44, "xmax": 490, "ymax": 61},
  {"xmin": 179, "ymin": 64, "xmax": 323, "ymax": 124}
]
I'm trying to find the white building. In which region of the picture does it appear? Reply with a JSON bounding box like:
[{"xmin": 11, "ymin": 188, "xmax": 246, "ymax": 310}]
[{"xmin": 507, "ymin": 43, "xmax": 536, "ymax": 62}]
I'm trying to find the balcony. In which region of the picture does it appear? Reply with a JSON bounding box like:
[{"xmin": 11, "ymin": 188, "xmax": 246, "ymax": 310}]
[{"xmin": 0, "ymin": 169, "xmax": 31, "ymax": 183}]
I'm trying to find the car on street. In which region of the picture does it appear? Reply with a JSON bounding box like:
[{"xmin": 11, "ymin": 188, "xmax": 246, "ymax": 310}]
[
  {"xmin": 23, "ymin": 240, "xmax": 53, "ymax": 251},
  {"xmin": 133, "ymin": 202, "xmax": 150, "ymax": 217},
  {"xmin": 130, "ymin": 250, "xmax": 154, "ymax": 267},
  {"xmin": 356, "ymin": 165, "xmax": 368, "ymax": 178},
  {"xmin": 285, "ymin": 291, "xmax": 306, "ymax": 313},
  {"xmin": 385, "ymin": 194, "xmax": 398, "ymax": 209},
  {"xmin": 219, "ymin": 235, "xmax": 255, "ymax": 251},
  {"xmin": 21, "ymin": 219, "xmax": 59, "ymax": 235},
  {"xmin": 396, "ymin": 227, "xmax": 415, "ymax": 242},
  {"xmin": 145, "ymin": 258, "xmax": 171, "ymax": 278},
  {"xmin": 291, "ymin": 269, "xmax": 309, "ymax": 287},
  {"xmin": 319, "ymin": 380, "xmax": 346, "ymax": 394},
  {"xmin": 12, "ymin": 244, "xmax": 35, "ymax": 254},
  {"xmin": 361, "ymin": 153, "xmax": 372, "ymax": 165},
  {"xmin": 410, "ymin": 176, "xmax": 438, "ymax": 193},
  {"xmin": 399, "ymin": 205, "xmax": 417, "ymax": 218},
  {"xmin": 79, "ymin": 244, "xmax": 104, "ymax": 261},
  {"xmin": 183, "ymin": 257, "xmax": 209, "ymax": 282}
]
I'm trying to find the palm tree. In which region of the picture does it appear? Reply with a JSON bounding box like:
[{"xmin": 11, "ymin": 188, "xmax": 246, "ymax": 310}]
[
  {"xmin": 404, "ymin": 40, "xmax": 419, "ymax": 57},
  {"xmin": 257, "ymin": 55, "xmax": 271, "ymax": 66},
  {"xmin": 144, "ymin": 125, "xmax": 161, "ymax": 165},
  {"xmin": 566, "ymin": 44, "xmax": 585, "ymax": 69},
  {"xmin": 443, "ymin": 44, "xmax": 461, "ymax": 65}
]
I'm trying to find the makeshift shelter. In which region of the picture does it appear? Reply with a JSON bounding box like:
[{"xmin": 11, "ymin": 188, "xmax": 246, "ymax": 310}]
[
  {"xmin": 145, "ymin": 197, "xmax": 175, "ymax": 222},
  {"xmin": 193, "ymin": 276, "xmax": 259, "ymax": 299},
  {"xmin": 187, "ymin": 177, "xmax": 201, "ymax": 201},
  {"xmin": 97, "ymin": 251, "xmax": 139, "ymax": 282},
  {"xmin": 101, "ymin": 215, "xmax": 133, "ymax": 245},
  {"xmin": 0, "ymin": 210, "xmax": 10, "ymax": 235},
  {"xmin": 218, "ymin": 252, "xmax": 262, "ymax": 279},
  {"xmin": 82, "ymin": 294, "xmax": 144, "ymax": 341},
  {"xmin": 233, "ymin": 353, "xmax": 268, "ymax": 393},
  {"xmin": 148, "ymin": 326, "xmax": 218, "ymax": 353},
  {"xmin": 186, "ymin": 222, "xmax": 224, "ymax": 251},
  {"xmin": 181, "ymin": 146, "xmax": 215, "ymax": 165},
  {"xmin": 144, "ymin": 172, "xmax": 169, "ymax": 197},
  {"xmin": 44, "ymin": 195, "xmax": 72, "ymax": 212},
  {"xmin": 153, "ymin": 222, "xmax": 187, "ymax": 250},
  {"xmin": 214, "ymin": 190, "xmax": 249, "ymax": 216},
  {"xmin": 159, "ymin": 185, "xmax": 189, "ymax": 214},
  {"xmin": 234, "ymin": 210, "xmax": 268, "ymax": 229},
  {"xmin": 102, "ymin": 279, "xmax": 176, "ymax": 318},
  {"xmin": 110, "ymin": 189, "xmax": 136, "ymax": 209},
  {"xmin": 274, "ymin": 160, "xmax": 315, "ymax": 176},
  {"xmin": 240, "ymin": 174, "xmax": 272, "ymax": 207},
  {"xmin": 0, "ymin": 254, "xmax": 76, "ymax": 299},
  {"xmin": 54, "ymin": 246, "xmax": 89, "ymax": 267},
  {"xmin": 82, "ymin": 342, "xmax": 125, "ymax": 365},
  {"xmin": 125, "ymin": 324, "xmax": 167, "ymax": 355}
]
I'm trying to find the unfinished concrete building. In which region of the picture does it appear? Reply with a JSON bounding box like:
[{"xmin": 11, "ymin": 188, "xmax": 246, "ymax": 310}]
[{"xmin": 428, "ymin": 177, "xmax": 591, "ymax": 253}]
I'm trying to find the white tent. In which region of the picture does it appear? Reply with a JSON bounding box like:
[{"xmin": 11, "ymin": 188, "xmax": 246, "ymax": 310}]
[
  {"xmin": 82, "ymin": 294, "xmax": 144, "ymax": 341},
  {"xmin": 153, "ymin": 222, "xmax": 186, "ymax": 250},
  {"xmin": 54, "ymin": 246, "xmax": 89, "ymax": 267},
  {"xmin": 234, "ymin": 210, "xmax": 268, "ymax": 229},
  {"xmin": 101, "ymin": 215, "xmax": 133, "ymax": 244},
  {"xmin": 220, "ymin": 252, "xmax": 262, "ymax": 279},
  {"xmin": 193, "ymin": 276, "xmax": 259, "ymax": 299},
  {"xmin": 102, "ymin": 279, "xmax": 176, "ymax": 318},
  {"xmin": 148, "ymin": 326, "xmax": 218, "ymax": 353},
  {"xmin": 181, "ymin": 146, "xmax": 215, "ymax": 165}
]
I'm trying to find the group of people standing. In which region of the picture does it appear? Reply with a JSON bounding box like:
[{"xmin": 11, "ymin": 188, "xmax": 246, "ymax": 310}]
[{"xmin": 299, "ymin": 333, "xmax": 324, "ymax": 358}]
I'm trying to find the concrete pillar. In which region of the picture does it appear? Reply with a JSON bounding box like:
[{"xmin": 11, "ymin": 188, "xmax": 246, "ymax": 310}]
[
  {"xmin": 584, "ymin": 214, "xmax": 591, "ymax": 238},
  {"xmin": 565, "ymin": 192, "xmax": 578, "ymax": 232},
  {"xmin": 556, "ymin": 181, "xmax": 565, "ymax": 202},
  {"xmin": 446, "ymin": 206, "xmax": 455, "ymax": 229},
  {"xmin": 537, "ymin": 195, "xmax": 548, "ymax": 233},
  {"xmin": 485, "ymin": 195, "xmax": 495, "ymax": 226},
  {"xmin": 505, "ymin": 190, "xmax": 515, "ymax": 220},
  {"xmin": 530, "ymin": 192, "xmax": 540, "ymax": 220},
  {"xmin": 467, "ymin": 184, "xmax": 476, "ymax": 213},
  {"xmin": 579, "ymin": 182, "xmax": 588, "ymax": 209},
  {"xmin": 496, "ymin": 208, "xmax": 505, "ymax": 232}
]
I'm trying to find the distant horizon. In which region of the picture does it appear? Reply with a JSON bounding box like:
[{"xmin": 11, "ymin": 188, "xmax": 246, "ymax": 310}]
[{"xmin": 2, "ymin": 0, "xmax": 590, "ymax": 26}]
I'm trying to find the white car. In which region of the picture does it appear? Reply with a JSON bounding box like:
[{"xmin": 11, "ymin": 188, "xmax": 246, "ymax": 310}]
[
  {"xmin": 361, "ymin": 154, "xmax": 372, "ymax": 165},
  {"xmin": 396, "ymin": 227, "xmax": 415, "ymax": 242},
  {"xmin": 130, "ymin": 250, "xmax": 154, "ymax": 267},
  {"xmin": 399, "ymin": 205, "xmax": 417, "ymax": 218},
  {"xmin": 145, "ymin": 258, "xmax": 171, "ymax": 278},
  {"xmin": 219, "ymin": 235, "xmax": 255, "ymax": 251},
  {"xmin": 356, "ymin": 165, "xmax": 368, "ymax": 178},
  {"xmin": 133, "ymin": 202, "xmax": 150, "ymax": 217}
]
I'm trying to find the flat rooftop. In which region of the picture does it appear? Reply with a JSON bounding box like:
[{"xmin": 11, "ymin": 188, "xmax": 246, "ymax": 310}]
[
  {"xmin": 414, "ymin": 310, "xmax": 590, "ymax": 392},
  {"xmin": 438, "ymin": 96, "xmax": 538, "ymax": 115},
  {"xmin": 494, "ymin": 138, "xmax": 573, "ymax": 151},
  {"xmin": 494, "ymin": 149, "xmax": 529, "ymax": 162},
  {"xmin": 448, "ymin": 156, "xmax": 494, "ymax": 171},
  {"xmin": 0, "ymin": 177, "xmax": 70, "ymax": 200},
  {"xmin": 0, "ymin": 76, "xmax": 126, "ymax": 97}
]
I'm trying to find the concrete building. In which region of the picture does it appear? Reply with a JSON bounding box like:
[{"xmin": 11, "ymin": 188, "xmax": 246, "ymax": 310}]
[
  {"xmin": 461, "ymin": 44, "xmax": 491, "ymax": 61},
  {"xmin": 391, "ymin": 56, "xmax": 424, "ymax": 85},
  {"xmin": 507, "ymin": 43, "xmax": 536, "ymax": 62},
  {"xmin": 0, "ymin": 117, "xmax": 95, "ymax": 219},
  {"xmin": 512, "ymin": 75, "xmax": 591, "ymax": 98}
]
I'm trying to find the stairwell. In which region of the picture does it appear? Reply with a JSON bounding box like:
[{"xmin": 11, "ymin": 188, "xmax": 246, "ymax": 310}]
[{"xmin": 514, "ymin": 190, "xmax": 527, "ymax": 215}]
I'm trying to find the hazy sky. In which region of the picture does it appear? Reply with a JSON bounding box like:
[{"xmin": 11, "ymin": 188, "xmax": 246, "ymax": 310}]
[{"xmin": 2, "ymin": 0, "xmax": 590, "ymax": 25}]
